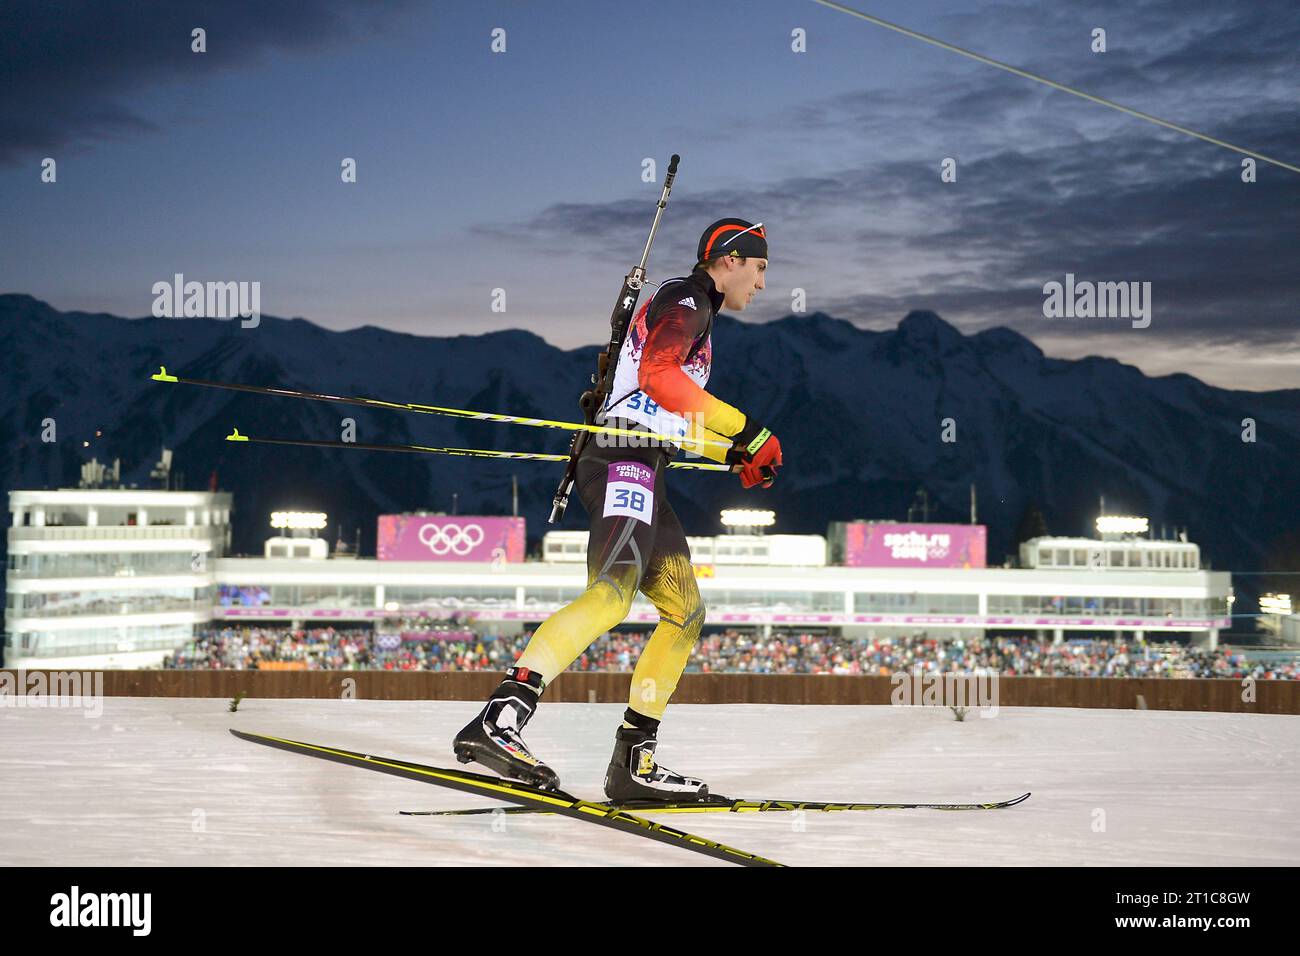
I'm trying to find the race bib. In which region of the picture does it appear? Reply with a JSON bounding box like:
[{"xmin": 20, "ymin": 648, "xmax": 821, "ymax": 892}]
[{"xmin": 603, "ymin": 461, "xmax": 656, "ymax": 525}]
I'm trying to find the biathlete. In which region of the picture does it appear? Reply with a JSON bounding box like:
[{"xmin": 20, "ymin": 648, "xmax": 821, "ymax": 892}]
[{"xmin": 454, "ymin": 218, "xmax": 783, "ymax": 800}]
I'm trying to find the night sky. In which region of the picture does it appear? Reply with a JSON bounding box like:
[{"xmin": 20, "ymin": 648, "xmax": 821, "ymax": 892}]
[{"xmin": 2, "ymin": 0, "xmax": 1297, "ymax": 389}]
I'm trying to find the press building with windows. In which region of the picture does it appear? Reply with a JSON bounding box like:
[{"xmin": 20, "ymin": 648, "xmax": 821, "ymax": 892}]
[{"xmin": 5, "ymin": 488, "xmax": 230, "ymax": 667}]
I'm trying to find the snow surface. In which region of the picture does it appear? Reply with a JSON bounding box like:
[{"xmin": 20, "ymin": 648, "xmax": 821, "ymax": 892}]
[{"xmin": 1, "ymin": 698, "xmax": 1297, "ymax": 867}]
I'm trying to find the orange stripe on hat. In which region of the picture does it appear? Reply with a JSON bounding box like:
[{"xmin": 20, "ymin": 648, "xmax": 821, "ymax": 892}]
[{"xmin": 703, "ymin": 223, "xmax": 764, "ymax": 260}]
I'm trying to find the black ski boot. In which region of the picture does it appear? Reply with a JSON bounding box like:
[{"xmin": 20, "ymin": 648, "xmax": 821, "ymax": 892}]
[
  {"xmin": 453, "ymin": 666, "xmax": 560, "ymax": 791},
  {"xmin": 603, "ymin": 709, "xmax": 710, "ymax": 803}
]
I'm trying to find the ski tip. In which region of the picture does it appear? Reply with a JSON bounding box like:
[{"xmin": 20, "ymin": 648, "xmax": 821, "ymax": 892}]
[
  {"xmin": 229, "ymin": 728, "xmax": 275, "ymax": 744},
  {"xmin": 225, "ymin": 428, "xmax": 249, "ymax": 442},
  {"xmin": 150, "ymin": 366, "xmax": 179, "ymax": 383}
]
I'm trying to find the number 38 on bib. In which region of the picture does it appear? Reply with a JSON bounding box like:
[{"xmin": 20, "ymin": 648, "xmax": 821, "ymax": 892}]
[{"xmin": 603, "ymin": 461, "xmax": 656, "ymax": 525}]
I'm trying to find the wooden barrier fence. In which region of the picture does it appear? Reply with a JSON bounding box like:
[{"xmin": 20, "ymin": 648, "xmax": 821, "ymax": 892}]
[{"xmin": 3, "ymin": 670, "xmax": 1297, "ymax": 714}]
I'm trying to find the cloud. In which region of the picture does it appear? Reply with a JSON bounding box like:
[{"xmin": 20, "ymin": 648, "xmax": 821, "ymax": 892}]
[
  {"xmin": 464, "ymin": 0, "xmax": 1299, "ymax": 364},
  {"xmin": 0, "ymin": 0, "xmax": 417, "ymax": 165}
]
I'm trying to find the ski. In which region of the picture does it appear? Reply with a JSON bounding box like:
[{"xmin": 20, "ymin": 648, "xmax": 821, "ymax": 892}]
[
  {"xmin": 399, "ymin": 792, "xmax": 1031, "ymax": 816},
  {"xmin": 230, "ymin": 729, "xmax": 783, "ymax": 867}
]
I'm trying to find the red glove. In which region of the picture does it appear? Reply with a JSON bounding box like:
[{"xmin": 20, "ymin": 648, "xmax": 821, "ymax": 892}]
[{"xmin": 727, "ymin": 420, "xmax": 783, "ymax": 489}]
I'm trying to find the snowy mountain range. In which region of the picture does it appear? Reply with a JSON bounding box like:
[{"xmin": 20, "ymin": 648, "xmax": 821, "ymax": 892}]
[{"xmin": 2, "ymin": 293, "xmax": 1297, "ymax": 578}]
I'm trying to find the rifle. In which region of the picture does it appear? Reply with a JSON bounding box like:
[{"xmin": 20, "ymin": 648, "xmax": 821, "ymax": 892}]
[{"xmin": 548, "ymin": 153, "xmax": 681, "ymax": 523}]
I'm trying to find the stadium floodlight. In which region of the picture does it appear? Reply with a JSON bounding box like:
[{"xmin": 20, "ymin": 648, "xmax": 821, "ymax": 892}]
[
  {"xmin": 1260, "ymin": 593, "xmax": 1292, "ymax": 616},
  {"xmin": 720, "ymin": 509, "xmax": 775, "ymax": 528},
  {"xmin": 1096, "ymin": 515, "xmax": 1148, "ymax": 536},
  {"xmin": 270, "ymin": 511, "xmax": 328, "ymax": 530}
]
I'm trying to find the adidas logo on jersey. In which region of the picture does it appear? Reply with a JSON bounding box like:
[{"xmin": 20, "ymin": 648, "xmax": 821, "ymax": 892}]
[{"xmin": 677, "ymin": 296, "xmax": 696, "ymax": 309}]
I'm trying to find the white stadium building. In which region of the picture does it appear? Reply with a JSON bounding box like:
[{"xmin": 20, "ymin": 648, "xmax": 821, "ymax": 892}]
[
  {"xmin": 6, "ymin": 487, "xmax": 231, "ymax": 668},
  {"xmin": 6, "ymin": 488, "xmax": 1233, "ymax": 669}
]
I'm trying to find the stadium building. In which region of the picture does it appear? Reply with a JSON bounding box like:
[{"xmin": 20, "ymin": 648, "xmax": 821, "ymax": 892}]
[
  {"xmin": 5, "ymin": 485, "xmax": 231, "ymax": 668},
  {"xmin": 5, "ymin": 488, "xmax": 1233, "ymax": 669}
]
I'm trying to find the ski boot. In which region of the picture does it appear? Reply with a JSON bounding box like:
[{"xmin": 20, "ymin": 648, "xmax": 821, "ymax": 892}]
[
  {"xmin": 603, "ymin": 709, "xmax": 710, "ymax": 803},
  {"xmin": 453, "ymin": 666, "xmax": 560, "ymax": 790}
]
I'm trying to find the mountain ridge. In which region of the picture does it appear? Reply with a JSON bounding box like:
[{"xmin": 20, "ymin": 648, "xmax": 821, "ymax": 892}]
[{"xmin": 1, "ymin": 293, "xmax": 1296, "ymax": 584}]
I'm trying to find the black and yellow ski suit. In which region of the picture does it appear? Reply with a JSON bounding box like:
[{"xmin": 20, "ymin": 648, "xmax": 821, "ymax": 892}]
[{"xmin": 514, "ymin": 266, "xmax": 751, "ymax": 720}]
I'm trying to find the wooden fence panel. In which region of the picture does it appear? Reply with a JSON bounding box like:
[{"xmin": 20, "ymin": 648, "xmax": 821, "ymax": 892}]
[{"xmin": 2, "ymin": 670, "xmax": 1296, "ymax": 714}]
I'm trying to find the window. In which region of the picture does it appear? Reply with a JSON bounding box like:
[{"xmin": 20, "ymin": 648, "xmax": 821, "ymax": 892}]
[
  {"xmin": 1143, "ymin": 598, "xmax": 1179, "ymax": 616},
  {"xmin": 523, "ymin": 587, "xmax": 582, "ymax": 606},
  {"xmin": 855, "ymin": 592, "xmax": 976, "ymax": 614}
]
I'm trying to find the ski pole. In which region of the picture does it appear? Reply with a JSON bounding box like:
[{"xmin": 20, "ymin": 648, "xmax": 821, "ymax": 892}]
[
  {"xmin": 151, "ymin": 366, "xmax": 729, "ymax": 453},
  {"xmin": 223, "ymin": 429, "xmax": 730, "ymax": 470}
]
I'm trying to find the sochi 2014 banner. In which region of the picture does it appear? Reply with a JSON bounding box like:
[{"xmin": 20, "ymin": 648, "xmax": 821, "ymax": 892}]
[
  {"xmin": 842, "ymin": 522, "xmax": 986, "ymax": 568},
  {"xmin": 377, "ymin": 515, "xmax": 525, "ymax": 562}
]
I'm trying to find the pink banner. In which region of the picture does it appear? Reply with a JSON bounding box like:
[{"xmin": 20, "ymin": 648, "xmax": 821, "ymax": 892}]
[
  {"xmin": 399, "ymin": 630, "xmax": 476, "ymax": 642},
  {"xmin": 377, "ymin": 515, "xmax": 525, "ymax": 562},
  {"xmin": 212, "ymin": 606, "xmax": 1229, "ymax": 630},
  {"xmin": 842, "ymin": 523, "xmax": 986, "ymax": 568}
]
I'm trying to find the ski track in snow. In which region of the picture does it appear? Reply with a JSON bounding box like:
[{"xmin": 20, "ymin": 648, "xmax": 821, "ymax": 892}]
[{"xmin": 1, "ymin": 698, "xmax": 1296, "ymax": 867}]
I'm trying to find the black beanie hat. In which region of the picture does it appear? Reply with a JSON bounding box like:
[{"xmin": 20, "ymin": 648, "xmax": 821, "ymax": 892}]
[{"xmin": 697, "ymin": 218, "xmax": 767, "ymax": 263}]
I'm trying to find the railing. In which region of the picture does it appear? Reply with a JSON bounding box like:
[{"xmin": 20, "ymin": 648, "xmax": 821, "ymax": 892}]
[
  {"xmin": 7, "ymin": 526, "xmax": 223, "ymax": 541},
  {"xmin": 14, "ymin": 598, "xmax": 209, "ymax": 619},
  {"xmin": 6, "ymin": 637, "xmax": 188, "ymax": 657},
  {"xmin": 7, "ymin": 564, "xmax": 206, "ymax": 580}
]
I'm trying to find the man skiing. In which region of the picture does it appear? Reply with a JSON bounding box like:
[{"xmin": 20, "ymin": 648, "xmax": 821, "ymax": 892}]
[{"xmin": 453, "ymin": 218, "xmax": 782, "ymax": 800}]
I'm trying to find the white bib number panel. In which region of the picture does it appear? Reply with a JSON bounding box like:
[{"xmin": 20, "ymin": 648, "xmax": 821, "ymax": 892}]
[{"xmin": 603, "ymin": 461, "xmax": 656, "ymax": 525}]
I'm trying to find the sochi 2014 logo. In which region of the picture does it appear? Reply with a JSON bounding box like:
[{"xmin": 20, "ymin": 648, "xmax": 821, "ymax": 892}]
[{"xmin": 417, "ymin": 522, "xmax": 486, "ymax": 556}]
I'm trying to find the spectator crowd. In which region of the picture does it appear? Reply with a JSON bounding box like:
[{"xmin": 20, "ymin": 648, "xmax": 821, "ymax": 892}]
[{"xmin": 162, "ymin": 626, "xmax": 1298, "ymax": 680}]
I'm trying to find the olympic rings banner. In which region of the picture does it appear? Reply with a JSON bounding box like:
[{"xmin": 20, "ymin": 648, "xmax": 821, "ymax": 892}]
[
  {"xmin": 842, "ymin": 522, "xmax": 986, "ymax": 569},
  {"xmin": 376, "ymin": 515, "xmax": 526, "ymax": 562}
]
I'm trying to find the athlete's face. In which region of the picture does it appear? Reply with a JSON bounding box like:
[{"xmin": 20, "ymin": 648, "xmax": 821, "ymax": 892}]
[{"xmin": 720, "ymin": 257, "xmax": 767, "ymax": 311}]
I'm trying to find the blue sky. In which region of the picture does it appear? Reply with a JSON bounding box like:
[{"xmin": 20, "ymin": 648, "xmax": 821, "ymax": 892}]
[{"xmin": 2, "ymin": 0, "xmax": 1297, "ymax": 388}]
